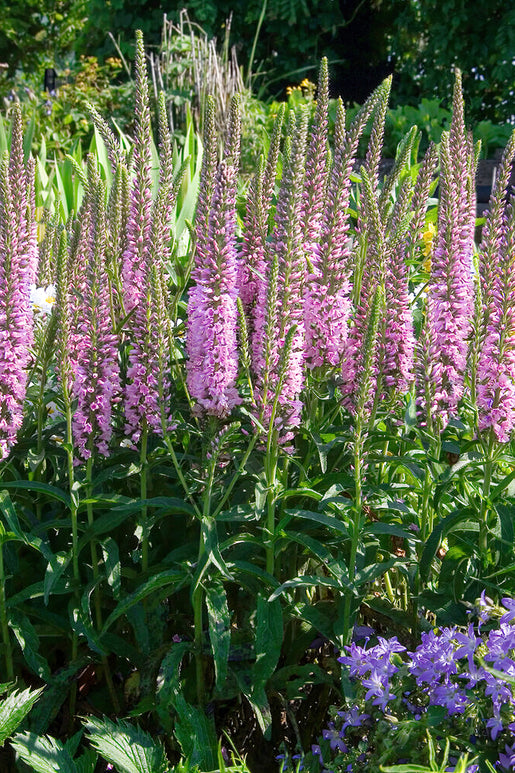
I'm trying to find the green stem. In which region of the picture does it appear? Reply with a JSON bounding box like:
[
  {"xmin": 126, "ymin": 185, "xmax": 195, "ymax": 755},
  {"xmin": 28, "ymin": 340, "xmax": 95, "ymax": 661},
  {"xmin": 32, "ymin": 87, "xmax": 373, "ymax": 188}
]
[
  {"xmin": 193, "ymin": 449, "xmax": 217, "ymax": 706},
  {"xmin": 341, "ymin": 421, "xmax": 365, "ymax": 646},
  {"xmin": 85, "ymin": 454, "xmax": 120, "ymax": 714},
  {"xmin": 264, "ymin": 432, "xmax": 279, "ymax": 578},
  {"xmin": 479, "ymin": 430, "xmax": 495, "ymax": 565},
  {"xmin": 0, "ymin": 542, "xmax": 14, "ymax": 682},
  {"xmin": 64, "ymin": 395, "xmax": 80, "ymax": 720},
  {"xmin": 140, "ymin": 420, "xmax": 149, "ymax": 574}
]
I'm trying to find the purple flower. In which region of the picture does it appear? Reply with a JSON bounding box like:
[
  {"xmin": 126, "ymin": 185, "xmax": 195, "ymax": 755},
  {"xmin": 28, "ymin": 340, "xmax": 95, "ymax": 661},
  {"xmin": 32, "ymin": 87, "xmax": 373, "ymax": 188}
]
[
  {"xmin": 337, "ymin": 705, "xmax": 369, "ymax": 735},
  {"xmin": 475, "ymin": 130, "xmax": 515, "ymax": 441},
  {"xmin": 322, "ymin": 722, "xmax": 347, "ymax": 753},
  {"xmin": 501, "ymin": 598, "xmax": 515, "ymax": 625},
  {"xmin": 250, "ymin": 108, "xmax": 308, "ymax": 443},
  {"xmin": 71, "ymin": 164, "xmax": 120, "ymax": 460},
  {"xmin": 408, "ymin": 628, "xmax": 459, "ymax": 685},
  {"xmin": 361, "ymin": 670, "xmax": 396, "ymax": 710},
  {"xmin": 499, "ymin": 742, "xmax": 515, "ymax": 770},
  {"xmin": 417, "ymin": 72, "xmax": 475, "ymax": 429},
  {"xmin": 186, "ymin": 159, "xmax": 241, "ymax": 417},
  {"xmin": 121, "ymin": 32, "xmax": 153, "ymax": 315},
  {"xmin": 487, "ymin": 715, "xmax": 504, "ymax": 741},
  {"xmin": 0, "ymin": 106, "xmax": 37, "ymax": 458}
]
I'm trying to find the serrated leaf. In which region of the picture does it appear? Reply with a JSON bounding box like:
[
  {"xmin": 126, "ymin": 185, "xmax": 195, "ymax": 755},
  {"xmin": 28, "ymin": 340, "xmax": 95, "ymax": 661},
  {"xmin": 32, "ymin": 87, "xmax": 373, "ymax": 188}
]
[
  {"xmin": 75, "ymin": 747, "xmax": 98, "ymax": 773},
  {"xmin": 11, "ymin": 731, "xmax": 77, "ymax": 773},
  {"xmin": 84, "ymin": 716, "xmax": 169, "ymax": 773},
  {"xmin": 0, "ymin": 687, "xmax": 43, "ymax": 745},
  {"xmin": 205, "ymin": 580, "xmax": 230, "ymax": 691}
]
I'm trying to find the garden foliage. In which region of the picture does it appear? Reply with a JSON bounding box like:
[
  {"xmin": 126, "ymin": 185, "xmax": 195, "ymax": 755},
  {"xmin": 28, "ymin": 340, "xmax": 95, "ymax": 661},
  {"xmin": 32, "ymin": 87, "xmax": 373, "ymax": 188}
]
[{"xmin": 0, "ymin": 30, "xmax": 515, "ymax": 773}]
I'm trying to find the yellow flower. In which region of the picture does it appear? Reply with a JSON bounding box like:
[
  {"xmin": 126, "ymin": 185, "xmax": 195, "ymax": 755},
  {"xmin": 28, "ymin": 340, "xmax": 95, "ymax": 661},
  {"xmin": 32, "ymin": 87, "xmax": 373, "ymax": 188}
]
[{"xmin": 421, "ymin": 222, "xmax": 436, "ymax": 271}]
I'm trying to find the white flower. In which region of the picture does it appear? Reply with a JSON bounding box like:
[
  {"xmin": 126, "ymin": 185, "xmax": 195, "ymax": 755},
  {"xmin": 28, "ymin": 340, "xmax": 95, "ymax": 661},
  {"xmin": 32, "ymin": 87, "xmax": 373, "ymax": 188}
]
[{"xmin": 30, "ymin": 284, "xmax": 56, "ymax": 315}]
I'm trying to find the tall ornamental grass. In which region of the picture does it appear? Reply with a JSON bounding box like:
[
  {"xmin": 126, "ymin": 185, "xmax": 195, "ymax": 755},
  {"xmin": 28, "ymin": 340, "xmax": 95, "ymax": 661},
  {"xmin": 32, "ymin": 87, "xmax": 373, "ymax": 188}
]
[{"xmin": 0, "ymin": 33, "xmax": 514, "ymax": 772}]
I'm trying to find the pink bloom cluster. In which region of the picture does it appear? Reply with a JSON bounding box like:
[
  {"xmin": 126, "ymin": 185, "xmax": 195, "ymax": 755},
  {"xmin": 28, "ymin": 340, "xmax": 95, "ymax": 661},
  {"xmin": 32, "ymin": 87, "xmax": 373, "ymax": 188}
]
[
  {"xmin": 0, "ymin": 107, "xmax": 37, "ymax": 458},
  {"xmin": 420, "ymin": 75, "xmax": 476, "ymax": 427},
  {"xmin": 187, "ymin": 160, "xmax": 241, "ymax": 417}
]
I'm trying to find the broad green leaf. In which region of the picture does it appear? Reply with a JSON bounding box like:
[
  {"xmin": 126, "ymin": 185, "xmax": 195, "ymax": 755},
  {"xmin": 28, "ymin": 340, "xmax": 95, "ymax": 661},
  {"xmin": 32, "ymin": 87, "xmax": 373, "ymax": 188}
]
[
  {"xmin": 156, "ymin": 641, "xmax": 192, "ymax": 732},
  {"xmin": 282, "ymin": 531, "xmax": 334, "ymax": 566},
  {"xmin": 11, "ymin": 731, "xmax": 77, "ymax": 773},
  {"xmin": 354, "ymin": 559, "xmax": 403, "ymax": 587},
  {"xmin": 281, "ymin": 509, "xmax": 350, "ymax": 537},
  {"xmin": 27, "ymin": 662, "xmax": 86, "ymax": 735},
  {"xmin": 496, "ymin": 503, "xmax": 515, "ymax": 557},
  {"xmin": 239, "ymin": 682, "xmax": 272, "ymax": 740},
  {"xmin": 364, "ymin": 522, "xmax": 419, "ymax": 540},
  {"xmin": 83, "ymin": 716, "xmax": 169, "ymax": 773},
  {"xmin": 269, "ymin": 575, "xmax": 354, "ymax": 602},
  {"xmin": 173, "ymin": 695, "xmax": 218, "ymax": 770},
  {"xmin": 201, "ymin": 517, "xmax": 233, "ymax": 580},
  {"xmin": 102, "ymin": 570, "xmax": 183, "ymax": 632},
  {"xmin": 492, "ymin": 468, "xmax": 515, "ymax": 500},
  {"xmin": 205, "ymin": 579, "xmax": 231, "ymax": 691},
  {"xmin": 101, "ymin": 537, "xmax": 121, "ymax": 598},
  {"xmin": 0, "ymin": 687, "xmax": 43, "ymax": 745},
  {"xmin": 44, "ymin": 551, "xmax": 70, "ymax": 605},
  {"xmin": 9, "ymin": 611, "xmax": 51, "ymax": 681},
  {"xmin": 70, "ymin": 601, "xmax": 107, "ymax": 656},
  {"xmin": 215, "ymin": 505, "xmax": 260, "ymax": 522},
  {"xmin": 0, "ymin": 481, "xmax": 71, "ymax": 508},
  {"xmin": 253, "ymin": 594, "xmax": 283, "ymax": 687},
  {"xmin": 111, "ymin": 497, "xmax": 195, "ymax": 517},
  {"xmin": 419, "ymin": 507, "xmax": 476, "ymax": 582}
]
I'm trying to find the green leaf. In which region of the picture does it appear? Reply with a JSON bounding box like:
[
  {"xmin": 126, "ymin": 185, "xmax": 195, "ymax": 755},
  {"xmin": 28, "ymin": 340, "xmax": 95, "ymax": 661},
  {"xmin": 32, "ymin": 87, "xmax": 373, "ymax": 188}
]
[
  {"xmin": 102, "ymin": 570, "xmax": 183, "ymax": 632},
  {"xmin": 281, "ymin": 508, "xmax": 350, "ymax": 537},
  {"xmin": 156, "ymin": 641, "xmax": 192, "ymax": 732},
  {"xmin": 215, "ymin": 505, "xmax": 260, "ymax": 522},
  {"xmin": 111, "ymin": 497, "xmax": 195, "ymax": 517},
  {"xmin": 205, "ymin": 579, "xmax": 231, "ymax": 691},
  {"xmin": 11, "ymin": 731, "xmax": 77, "ymax": 773},
  {"xmin": 253, "ymin": 594, "xmax": 283, "ymax": 687},
  {"xmin": 354, "ymin": 559, "xmax": 403, "ymax": 586},
  {"xmin": 101, "ymin": 537, "xmax": 121, "ymax": 598},
  {"xmin": 496, "ymin": 503, "xmax": 515, "ymax": 556},
  {"xmin": 282, "ymin": 531, "xmax": 334, "ymax": 565},
  {"xmin": 419, "ymin": 508, "xmax": 477, "ymax": 582},
  {"xmin": 173, "ymin": 695, "xmax": 218, "ymax": 770},
  {"xmin": 0, "ymin": 687, "xmax": 43, "ymax": 745},
  {"xmin": 83, "ymin": 716, "xmax": 169, "ymax": 773},
  {"xmin": 269, "ymin": 575, "xmax": 354, "ymax": 601},
  {"xmin": 70, "ymin": 600, "xmax": 107, "ymax": 656},
  {"xmin": 44, "ymin": 551, "xmax": 70, "ymax": 606},
  {"xmin": 29, "ymin": 663, "xmax": 86, "ymax": 735},
  {"xmin": 364, "ymin": 522, "xmax": 418, "ymax": 541},
  {"xmin": 9, "ymin": 611, "xmax": 51, "ymax": 680},
  {"xmin": 0, "ymin": 481, "xmax": 71, "ymax": 508}
]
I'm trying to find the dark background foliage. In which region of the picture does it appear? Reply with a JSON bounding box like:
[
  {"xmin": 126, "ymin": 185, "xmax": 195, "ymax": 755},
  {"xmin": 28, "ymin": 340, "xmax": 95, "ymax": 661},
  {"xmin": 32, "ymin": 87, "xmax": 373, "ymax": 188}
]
[{"xmin": 0, "ymin": 0, "xmax": 513, "ymax": 122}]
